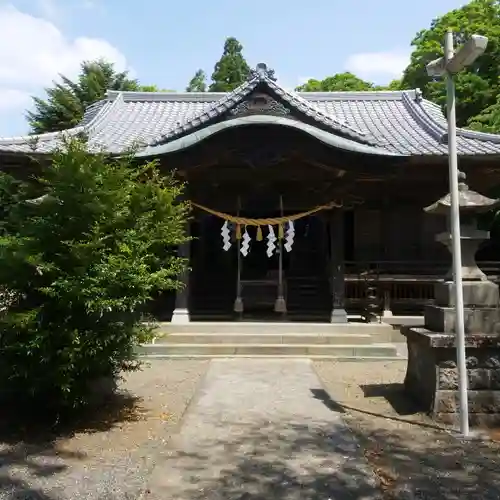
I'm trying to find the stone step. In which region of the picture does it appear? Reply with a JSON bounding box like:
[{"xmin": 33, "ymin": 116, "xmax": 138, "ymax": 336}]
[
  {"xmin": 139, "ymin": 354, "xmax": 404, "ymax": 361},
  {"xmin": 136, "ymin": 343, "xmax": 399, "ymax": 358},
  {"xmin": 159, "ymin": 333, "xmax": 374, "ymax": 345},
  {"xmin": 152, "ymin": 321, "xmax": 393, "ymax": 337}
]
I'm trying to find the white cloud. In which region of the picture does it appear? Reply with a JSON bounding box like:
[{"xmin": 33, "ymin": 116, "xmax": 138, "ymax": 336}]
[
  {"xmin": 344, "ymin": 49, "xmax": 410, "ymax": 83},
  {"xmin": 0, "ymin": 4, "xmax": 128, "ymax": 120}
]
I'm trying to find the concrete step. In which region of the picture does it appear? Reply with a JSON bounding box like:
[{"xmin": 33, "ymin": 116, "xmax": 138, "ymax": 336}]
[
  {"xmin": 140, "ymin": 354, "xmax": 404, "ymax": 361},
  {"xmin": 152, "ymin": 321, "xmax": 394, "ymax": 337},
  {"xmin": 160, "ymin": 333, "xmax": 374, "ymax": 345},
  {"xmin": 381, "ymin": 315, "xmax": 424, "ymax": 327},
  {"xmin": 136, "ymin": 343, "xmax": 399, "ymax": 358}
]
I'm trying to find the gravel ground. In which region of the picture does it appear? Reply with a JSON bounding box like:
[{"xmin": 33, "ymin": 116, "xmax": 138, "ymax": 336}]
[
  {"xmin": 314, "ymin": 360, "xmax": 500, "ymax": 499},
  {"xmin": 0, "ymin": 360, "xmax": 209, "ymax": 500},
  {"xmin": 5, "ymin": 358, "xmax": 500, "ymax": 499}
]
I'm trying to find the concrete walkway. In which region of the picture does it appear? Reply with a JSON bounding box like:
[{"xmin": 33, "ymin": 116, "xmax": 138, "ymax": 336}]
[{"xmin": 144, "ymin": 359, "xmax": 382, "ymax": 499}]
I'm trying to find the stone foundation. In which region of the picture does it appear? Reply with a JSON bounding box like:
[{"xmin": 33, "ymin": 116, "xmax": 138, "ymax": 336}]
[
  {"xmin": 425, "ymin": 305, "xmax": 500, "ymax": 334},
  {"xmin": 402, "ymin": 179, "xmax": 500, "ymax": 427},
  {"xmin": 402, "ymin": 327, "xmax": 500, "ymax": 427},
  {"xmin": 434, "ymin": 280, "xmax": 499, "ymax": 308}
]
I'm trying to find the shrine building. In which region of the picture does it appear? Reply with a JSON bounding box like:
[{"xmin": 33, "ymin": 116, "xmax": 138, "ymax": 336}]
[{"xmin": 2, "ymin": 63, "xmax": 500, "ymax": 324}]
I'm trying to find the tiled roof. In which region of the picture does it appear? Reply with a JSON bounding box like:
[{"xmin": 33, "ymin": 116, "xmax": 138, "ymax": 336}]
[{"xmin": 2, "ymin": 63, "xmax": 500, "ymax": 157}]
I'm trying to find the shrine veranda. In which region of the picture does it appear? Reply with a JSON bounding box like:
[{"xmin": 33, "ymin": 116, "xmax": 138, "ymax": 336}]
[{"xmin": 3, "ymin": 64, "xmax": 500, "ymax": 323}]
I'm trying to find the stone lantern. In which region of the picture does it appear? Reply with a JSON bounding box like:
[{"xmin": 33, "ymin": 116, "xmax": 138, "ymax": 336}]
[
  {"xmin": 401, "ymin": 173, "xmax": 500, "ymax": 427},
  {"xmin": 426, "ymin": 171, "xmax": 500, "ymax": 286},
  {"xmin": 423, "ymin": 172, "xmax": 500, "ymax": 332}
]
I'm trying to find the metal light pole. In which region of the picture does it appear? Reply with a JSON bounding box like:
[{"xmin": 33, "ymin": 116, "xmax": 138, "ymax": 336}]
[
  {"xmin": 444, "ymin": 31, "xmax": 469, "ymax": 438},
  {"xmin": 426, "ymin": 31, "xmax": 488, "ymax": 437}
]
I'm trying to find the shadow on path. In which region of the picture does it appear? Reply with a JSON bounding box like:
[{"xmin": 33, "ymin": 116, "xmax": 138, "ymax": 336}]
[
  {"xmin": 151, "ymin": 419, "xmax": 382, "ymax": 500},
  {"xmin": 313, "ymin": 383, "xmax": 500, "ymax": 499},
  {"xmin": 311, "ymin": 387, "xmax": 448, "ymax": 431},
  {"xmin": 146, "ymin": 359, "xmax": 383, "ymax": 499},
  {"xmin": 0, "ymin": 390, "xmax": 144, "ymax": 500}
]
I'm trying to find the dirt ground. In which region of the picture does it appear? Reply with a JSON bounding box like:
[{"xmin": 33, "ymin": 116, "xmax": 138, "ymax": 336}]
[
  {"xmin": 0, "ymin": 360, "xmax": 210, "ymax": 500},
  {"xmin": 3, "ymin": 358, "xmax": 500, "ymax": 499},
  {"xmin": 314, "ymin": 360, "xmax": 500, "ymax": 499}
]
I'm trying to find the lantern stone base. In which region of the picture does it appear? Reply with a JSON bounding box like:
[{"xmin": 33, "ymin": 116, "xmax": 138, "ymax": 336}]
[
  {"xmin": 425, "ymin": 305, "xmax": 500, "ymax": 334},
  {"xmin": 434, "ymin": 280, "xmax": 499, "ymax": 308},
  {"xmin": 401, "ymin": 327, "xmax": 500, "ymax": 427}
]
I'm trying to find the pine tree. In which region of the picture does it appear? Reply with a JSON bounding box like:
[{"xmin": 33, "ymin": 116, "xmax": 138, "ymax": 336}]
[
  {"xmin": 186, "ymin": 69, "xmax": 207, "ymax": 92},
  {"xmin": 27, "ymin": 59, "xmax": 157, "ymax": 134},
  {"xmin": 209, "ymin": 37, "xmax": 251, "ymax": 92}
]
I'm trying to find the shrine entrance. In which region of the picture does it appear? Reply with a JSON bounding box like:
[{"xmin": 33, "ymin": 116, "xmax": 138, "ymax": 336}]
[
  {"xmin": 164, "ymin": 123, "xmax": 374, "ymax": 323},
  {"xmin": 237, "ymin": 211, "xmax": 290, "ymax": 320},
  {"xmin": 189, "ymin": 205, "xmax": 332, "ymax": 321}
]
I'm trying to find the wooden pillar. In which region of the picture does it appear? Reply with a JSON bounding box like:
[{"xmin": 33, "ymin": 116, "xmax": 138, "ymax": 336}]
[
  {"xmin": 381, "ymin": 201, "xmax": 393, "ymax": 318},
  {"xmin": 171, "ymin": 221, "xmax": 191, "ymax": 324},
  {"xmin": 382, "ymin": 286, "xmax": 393, "ymax": 318},
  {"xmin": 330, "ymin": 209, "xmax": 348, "ymax": 323}
]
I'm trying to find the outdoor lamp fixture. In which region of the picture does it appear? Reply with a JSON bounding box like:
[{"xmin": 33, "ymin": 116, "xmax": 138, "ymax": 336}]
[{"xmin": 426, "ymin": 31, "xmax": 488, "ymax": 437}]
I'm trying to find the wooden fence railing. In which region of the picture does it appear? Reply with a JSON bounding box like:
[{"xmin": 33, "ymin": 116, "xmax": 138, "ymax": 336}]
[{"xmin": 344, "ymin": 260, "xmax": 500, "ymax": 316}]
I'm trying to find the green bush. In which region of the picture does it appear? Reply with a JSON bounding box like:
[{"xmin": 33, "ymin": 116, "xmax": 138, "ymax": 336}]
[{"xmin": 0, "ymin": 139, "xmax": 189, "ymax": 415}]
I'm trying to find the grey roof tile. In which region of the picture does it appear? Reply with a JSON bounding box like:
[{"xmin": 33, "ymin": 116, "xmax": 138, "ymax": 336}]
[
  {"xmin": 148, "ymin": 68, "xmax": 374, "ymax": 147},
  {"xmin": 1, "ymin": 65, "xmax": 500, "ymax": 157}
]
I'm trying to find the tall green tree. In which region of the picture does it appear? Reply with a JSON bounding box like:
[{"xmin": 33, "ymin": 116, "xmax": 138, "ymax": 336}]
[
  {"xmin": 401, "ymin": 0, "xmax": 500, "ymax": 128},
  {"xmin": 296, "ymin": 73, "xmax": 402, "ymax": 92},
  {"xmin": 0, "ymin": 138, "xmax": 189, "ymax": 415},
  {"xmin": 209, "ymin": 37, "xmax": 251, "ymax": 92},
  {"xmin": 296, "ymin": 73, "xmax": 376, "ymax": 92},
  {"xmin": 468, "ymin": 93, "xmax": 500, "ymax": 132},
  {"xmin": 140, "ymin": 85, "xmax": 175, "ymax": 92},
  {"xmin": 186, "ymin": 69, "xmax": 207, "ymax": 92},
  {"xmin": 28, "ymin": 59, "xmax": 159, "ymax": 134},
  {"xmin": 381, "ymin": 79, "xmax": 403, "ymax": 91}
]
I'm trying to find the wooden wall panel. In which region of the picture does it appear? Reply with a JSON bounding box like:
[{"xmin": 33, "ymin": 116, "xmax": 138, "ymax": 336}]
[
  {"xmin": 385, "ymin": 209, "xmax": 421, "ymax": 261},
  {"xmin": 354, "ymin": 209, "xmax": 382, "ymax": 262},
  {"xmin": 420, "ymin": 214, "xmax": 448, "ymax": 261},
  {"xmin": 352, "ymin": 207, "xmax": 450, "ymax": 264}
]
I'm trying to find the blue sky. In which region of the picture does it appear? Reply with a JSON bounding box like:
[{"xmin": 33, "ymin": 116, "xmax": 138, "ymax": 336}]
[{"xmin": 0, "ymin": 0, "xmax": 468, "ymax": 137}]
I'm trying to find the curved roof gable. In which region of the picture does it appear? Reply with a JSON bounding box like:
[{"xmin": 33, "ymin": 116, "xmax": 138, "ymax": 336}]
[
  {"xmin": 1, "ymin": 63, "xmax": 500, "ymax": 156},
  {"xmin": 149, "ymin": 63, "xmax": 375, "ymax": 148}
]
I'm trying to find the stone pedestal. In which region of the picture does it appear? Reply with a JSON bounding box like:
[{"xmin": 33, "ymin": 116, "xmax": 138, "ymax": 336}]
[
  {"xmin": 401, "ymin": 176, "xmax": 500, "ymax": 427},
  {"xmin": 402, "ymin": 327, "xmax": 500, "ymax": 427},
  {"xmin": 402, "ymin": 278, "xmax": 500, "ymax": 427},
  {"xmin": 425, "ymin": 304, "xmax": 500, "ymax": 335},
  {"xmin": 435, "ymin": 228, "xmax": 490, "ymax": 282},
  {"xmin": 434, "ymin": 279, "xmax": 499, "ymax": 308},
  {"xmin": 171, "ymin": 307, "xmax": 190, "ymax": 324}
]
